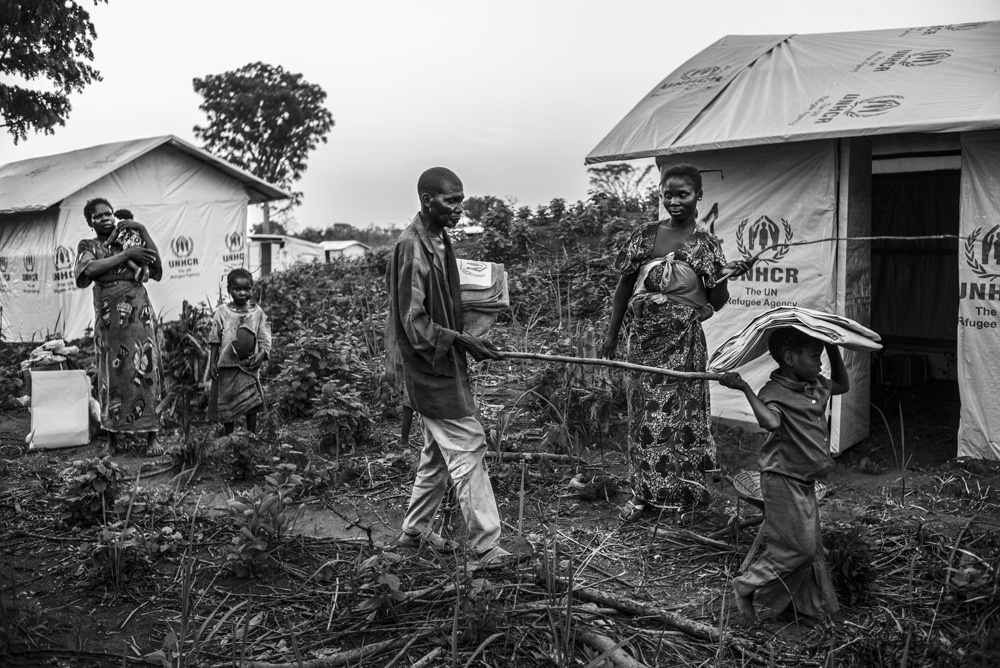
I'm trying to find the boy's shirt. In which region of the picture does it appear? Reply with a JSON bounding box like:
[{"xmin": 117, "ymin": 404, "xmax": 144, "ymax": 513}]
[{"xmin": 757, "ymin": 371, "xmax": 834, "ymax": 482}]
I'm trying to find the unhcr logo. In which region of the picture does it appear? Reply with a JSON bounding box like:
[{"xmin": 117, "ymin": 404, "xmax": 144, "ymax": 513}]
[
  {"xmin": 736, "ymin": 216, "xmax": 793, "ymax": 264},
  {"xmin": 731, "ymin": 216, "xmax": 799, "ymax": 286},
  {"xmin": 963, "ymin": 225, "xmax": 1000, "ymax": 283},
  {"xmin": 946, "ymin": 22, "xmax": 987, "ymax": 31},
  {"xmin": 815, "ymin": 94, "xmax": 903, "ymax": 123},
  {"xmin": 460, "ymin": 260, "xmax": 489, "ymax": 279},
  {"xmin": 959, "ymin": 225, "xmax": 1000, "ymax": 312},
  {"xmin": 169, "ymin": 235, "xmax": 199, "ymax": 269},
  {"xmin": 658, "ymin": 64, "xmax": 730, "ymax": 92},
  {"xmin": 52, "ymin": 245, "xmax": 75, "ymax": 281},
  {"xmin": 919, "ymin": 22, "xmax": 987, "ymax": 35},
  {"xmin": 845, "ymin": 95, "xmax": 903, "ymax": 118},
  {"xmin": 680, "ymin": 66, "xmax": 722, "ymax": 81},
  {"xmin": 901, "ymin": 50, "xmax": 953, "ymax": 67},
  {"xmin": 22, "ymin": 254, "xmax": 38, "ymax": 282},
  {"xmin": 171, "ymin": 236, "xmax": 194, "ymax": 258},
  {"xmin": 874, "ymin": 49, "xmax": 951, "ymax": 72},
  {"xmin": 223, "ymin": 230, "xmax": 245, "ymax": 263},
  {"xmin": 53, "ymin": 245, "xmax": 74, "ymax": 270},
  {"xmin": 224, "ymin": 230, "xmax": 244, "ymax": 253}
]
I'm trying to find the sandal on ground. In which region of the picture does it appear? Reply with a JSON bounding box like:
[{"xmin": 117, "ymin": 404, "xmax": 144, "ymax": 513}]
[
  {"xmin": 476, "ymin": 546, "xmax": 530, "ymax": 572},
  {"xmin": 398, "ymin": 530, "xmax": 459, "ymax": 553},
  {"xmin": 618, "ymin": 499, "xmax": 646, "ymax": 522}
]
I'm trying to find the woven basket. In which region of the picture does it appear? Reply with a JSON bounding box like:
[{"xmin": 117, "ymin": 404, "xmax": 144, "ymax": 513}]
[{"xmin": 732, "ymin": 470, "xmax": 828, "ymax": 510}]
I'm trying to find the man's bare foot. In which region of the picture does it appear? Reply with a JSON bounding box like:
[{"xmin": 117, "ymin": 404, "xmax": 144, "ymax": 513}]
[
  {"xmin": 103, "ymin": 434, "xmax": 119, "ymax": 457},
  {"xmin": 145, "ymin": 433, "xmax": 164, "ymax": 457},
  {"xmin": 733, "ymin": 581, "xmax": 755, "ymax": 618}
]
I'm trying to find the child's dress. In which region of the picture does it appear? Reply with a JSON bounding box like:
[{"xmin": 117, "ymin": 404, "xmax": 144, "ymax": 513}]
[
  {"xmin": 115, "ymin": 225, "xmax": 145, "ymax": 252},
  {"xmin": 208, "ymin": 304, "xmax": 271, "ymax": 423},
  {"xmin": 733, "ymin": 372, "xmax": 840, "ymax": 622}
]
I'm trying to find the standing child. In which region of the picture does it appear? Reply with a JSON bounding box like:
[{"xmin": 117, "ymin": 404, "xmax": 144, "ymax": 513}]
[
  {"xmin": 108, "ymin": 209, "xmax": 150, "ymax": 282},
  {"xmin": 209, "ymin": 269, "xmax": 271, "ymax": 435},
  {"xmin": 719, "ymin": 327, "xmax": 849, "ymax": 627}
]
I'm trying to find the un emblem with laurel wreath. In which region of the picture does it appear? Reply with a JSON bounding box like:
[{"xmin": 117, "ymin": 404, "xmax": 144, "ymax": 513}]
[
  {"xmin": 735, "ymin": 216, "xmax": 793, "ymax": 264},
  {"xmin": 964, "ymin": 226, "xmax": 1000, "ymax": 281}
]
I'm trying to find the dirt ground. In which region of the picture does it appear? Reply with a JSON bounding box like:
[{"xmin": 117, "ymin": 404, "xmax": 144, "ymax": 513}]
[{"xmin": 2, "ymin": 370, "xmax": 999, "ymax": 667}]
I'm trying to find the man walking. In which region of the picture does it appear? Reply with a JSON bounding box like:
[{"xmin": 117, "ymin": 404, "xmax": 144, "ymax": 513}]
[{"xmin": 385, "ymin": 167, "xmax": 522, "ymax": 570}]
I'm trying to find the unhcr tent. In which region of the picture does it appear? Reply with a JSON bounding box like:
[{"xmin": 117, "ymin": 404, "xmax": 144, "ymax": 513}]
[
  {"xmin": 0, "ymin": 135, "xmax": 288, "ymax": 341},
  {"xmin": 587, "ymin": 21, "xmax": 1000, "ymax": 460}
]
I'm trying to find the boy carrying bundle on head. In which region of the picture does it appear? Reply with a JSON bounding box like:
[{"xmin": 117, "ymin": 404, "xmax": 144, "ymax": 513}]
[{"xmin": 719, "ymin": 327, "xmax": 849, "ymax": 627}]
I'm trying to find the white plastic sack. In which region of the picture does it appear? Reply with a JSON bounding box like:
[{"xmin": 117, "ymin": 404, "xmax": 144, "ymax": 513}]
[{"xmin": 28, "ymin": 370, "xmax": 91, "ymax": 449}]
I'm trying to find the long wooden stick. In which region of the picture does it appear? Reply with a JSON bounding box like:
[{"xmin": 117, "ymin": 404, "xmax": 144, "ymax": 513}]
[{"xmin": 497, "ymin": 350, "xmax": 722, "ymax": 381}]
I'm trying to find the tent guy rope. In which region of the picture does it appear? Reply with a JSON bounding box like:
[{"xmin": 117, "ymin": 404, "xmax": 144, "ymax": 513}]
[
  {"xmin": 497, "ymin": 234, "xmax": 961, "ymax": 378},
  {"xmin": 717, "ymin": 233, "xmax": 968, "ymax": 281}
]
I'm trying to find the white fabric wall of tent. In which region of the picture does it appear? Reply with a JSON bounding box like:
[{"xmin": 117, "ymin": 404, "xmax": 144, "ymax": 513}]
[
  {"xmin": 586, "ymin": 21, "xmax": 1000, "ymax": 460},
  {"xmin": 0, "ymin": 136, "xmax": 288, "ymax": 341}
]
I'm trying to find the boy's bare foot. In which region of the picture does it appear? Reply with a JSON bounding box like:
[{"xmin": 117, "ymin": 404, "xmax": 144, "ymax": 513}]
[
  {"xmin": 733, "ymin": 581, "xmax": 755, "ymax": 618},
  {"xmin": 103, "ymin": 433, "xmax": 119, "ymax": 457}
]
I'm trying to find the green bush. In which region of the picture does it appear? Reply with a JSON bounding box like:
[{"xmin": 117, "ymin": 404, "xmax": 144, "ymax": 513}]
[
  {"xmin": 824, "ymin": 527, "xmax": 876, "ymax": 606},
  {"xmin": 57, "ymin": 456, "xmax": 126, "ymax": 525}
]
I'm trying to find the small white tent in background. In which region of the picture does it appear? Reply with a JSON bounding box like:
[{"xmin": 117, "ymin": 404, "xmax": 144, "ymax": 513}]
[
  {"xmin": 0, "ymin": 136, "xmax": 288, "ymax": 341},
  {"xmin": 587, "ymin": 21, "xmax": 1000, "ymax": 460},
  {"xmin": 248, "ymin": 234, "xmax": 326, "ymax": 277},
  {"xmin": 321, "ymin": 239, "xmax": 371, "ymax": 260}
]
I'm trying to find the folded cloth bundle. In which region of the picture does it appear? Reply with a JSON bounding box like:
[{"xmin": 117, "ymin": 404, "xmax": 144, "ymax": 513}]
[
  {"xmin": 19, "ymin": 340, "xmax": 80, "ymax": 370},
  {"xmin": 457, "ymin": 259, "xmax": 509, "ymax": 337},
  {"xmin": 708, "ymin": 306, "xmax": 882, "ymax": 372}
]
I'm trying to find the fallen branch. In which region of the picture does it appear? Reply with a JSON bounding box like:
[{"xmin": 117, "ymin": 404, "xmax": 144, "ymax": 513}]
[
  {"xmin": 236, "ymin": 629, "xmax": 434, "ymax": 668},
  {"xmin": 653, "ymin": 528, "xmax": 735, "ymax": 552},
  {"xmin": 411, "ymin": 646, "xmax": 444, "ymax": 668},
  {"xmin": 553, "ymin": 576, "xmax": 720, "ymax": 642},
  {"xmin": 498, "ymin": 351, "xmax": 722, "ymax": 381},
  {"xmin": 707, "ymin": 515, "xmax": 764, "ymax": 541},
  {"xmin": 575, "ymin": 629, "xmax": 648, "ymax": 668},
  {"xmin": 547, "ymin": 575, "xmax": 762, "ymax": 661}
]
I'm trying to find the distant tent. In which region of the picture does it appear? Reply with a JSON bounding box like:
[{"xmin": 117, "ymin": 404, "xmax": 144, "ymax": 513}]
[
  {"xmin": 0, "ymin": 135, "xmax": 288, "ymax": 340},
  {"xmin": 586, "ymin": 21, "xmax": 1000, "ymax": 460},
  {"xmin": 321, "ymin": 240, "xmax": 371, "ymax": 260},
  {"xmin": 248, "ymin": 234, "xmax": 326, "ymax": 276}
]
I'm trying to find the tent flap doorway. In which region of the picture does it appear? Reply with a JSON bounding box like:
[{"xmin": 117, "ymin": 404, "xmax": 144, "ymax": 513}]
[
  {"xmin": 868, "ymin": 168, "xmax": 961, "ymax": 465},
  {"xmin": 871, "ymin": 170, "xmax": 960, "ymax": 380}
]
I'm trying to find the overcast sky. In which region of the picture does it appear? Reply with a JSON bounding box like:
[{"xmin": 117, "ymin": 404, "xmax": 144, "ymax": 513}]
[{"xmin": 1, "ymin": 0, "xmax": 996, "ymax": 231}]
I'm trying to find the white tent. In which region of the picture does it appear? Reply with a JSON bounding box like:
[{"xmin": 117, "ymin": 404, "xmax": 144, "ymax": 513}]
[
  {"xmin": 321, "ymin": 240, "xmax": 371, "ymax": 260},
  {"xmin": 248, "ymin": 234, "xmax": 325, "ymax": 277},
  {"xmin": 587, "ymin": 21, "xmax": 1000, "ymax": 460},
  {"xmin": 0, "ymin": 135, "xmax": 288, "ymax": 341}
]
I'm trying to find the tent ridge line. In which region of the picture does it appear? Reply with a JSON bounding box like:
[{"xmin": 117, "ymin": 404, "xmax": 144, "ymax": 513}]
[
  {"xmin": 666, "ymin": 35, "xmax": 794, "ymax": 153},
  {"xmin": 584, "ymin": 34, "xmax": 793, "ymax": 165}
]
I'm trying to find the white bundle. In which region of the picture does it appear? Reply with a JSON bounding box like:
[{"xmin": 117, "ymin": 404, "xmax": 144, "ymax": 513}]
[{"xmin": 708, "ymin": 306, "xmax": 882, "ymax": 372}]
